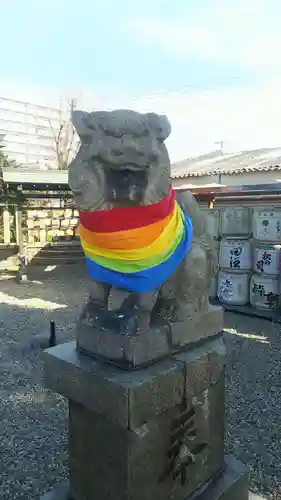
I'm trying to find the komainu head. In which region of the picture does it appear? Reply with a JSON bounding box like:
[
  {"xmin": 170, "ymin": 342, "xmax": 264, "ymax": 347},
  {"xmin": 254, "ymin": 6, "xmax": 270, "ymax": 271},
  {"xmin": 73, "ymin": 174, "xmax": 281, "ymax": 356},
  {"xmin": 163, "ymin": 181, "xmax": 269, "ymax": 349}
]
[{"xmin": 68, "ymin": 109, "xmax": 172, "ymax": 211}]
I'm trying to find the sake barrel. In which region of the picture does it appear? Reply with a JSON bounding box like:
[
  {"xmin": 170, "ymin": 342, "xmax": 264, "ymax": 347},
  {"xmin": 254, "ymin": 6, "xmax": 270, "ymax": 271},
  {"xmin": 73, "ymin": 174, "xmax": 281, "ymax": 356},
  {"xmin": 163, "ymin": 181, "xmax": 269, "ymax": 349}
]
[
  {"xmin": 253, "ymin": 244, "xmax": 281, "ymax": 276},
  {"xmin": 219, "ymin": 239, "xmax": 252, "ymax": 271},
  {"xmin": 218, "ymin": 271, "xmax": 250, "ymax": 305},
  {"xmin": 253, "ymin": 209, "xmax": 281, "ymax": 242},
  {"xmin": 203, "ymin": 209, "xmax": 220, "ymax": 240},
  {"xmin": 250, "ymin": 275, "xmax": 280, "ymax": 310},
  {"xmin": 220, "ymin": 207, "xmax": 251, "ymax": 238}
]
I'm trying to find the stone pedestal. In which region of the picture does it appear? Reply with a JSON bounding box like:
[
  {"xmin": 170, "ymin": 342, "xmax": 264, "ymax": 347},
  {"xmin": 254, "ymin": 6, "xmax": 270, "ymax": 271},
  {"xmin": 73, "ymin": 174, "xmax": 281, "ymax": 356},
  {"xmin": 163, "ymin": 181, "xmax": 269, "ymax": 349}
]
[{"xmin": 41, "ymin": 334, "xmax": 249, "ymax": 500}]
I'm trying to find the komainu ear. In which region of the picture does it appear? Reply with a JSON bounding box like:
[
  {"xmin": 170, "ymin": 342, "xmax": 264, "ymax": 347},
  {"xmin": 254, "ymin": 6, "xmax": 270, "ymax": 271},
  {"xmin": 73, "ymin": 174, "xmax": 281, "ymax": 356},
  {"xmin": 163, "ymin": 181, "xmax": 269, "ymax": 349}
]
[
  {"xmin": 71, "ymin": 110, "xmax": 92, "ymax": 139},
  {"xmin": 145, "ymin": 112, "xmax": 171, "ymax": 141}
]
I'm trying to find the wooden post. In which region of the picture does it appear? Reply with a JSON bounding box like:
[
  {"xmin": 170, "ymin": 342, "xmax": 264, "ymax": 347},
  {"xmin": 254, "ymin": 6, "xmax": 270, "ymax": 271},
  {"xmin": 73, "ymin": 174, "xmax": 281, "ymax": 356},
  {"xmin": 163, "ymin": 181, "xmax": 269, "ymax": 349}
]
[
  {"xmin": 15, "ymin": 207, "xmax": 20, "ymax": 245},
  {"xmin": 49, "ymin": 321, "xmax": 56, "ymax": 347},
  {"xmin": 3, "ymin": 206, "xmax": 11, "ymax": 245},
  {"xmin": 15, "ymin": 208, "xmax": 27, "ymax": 281}
]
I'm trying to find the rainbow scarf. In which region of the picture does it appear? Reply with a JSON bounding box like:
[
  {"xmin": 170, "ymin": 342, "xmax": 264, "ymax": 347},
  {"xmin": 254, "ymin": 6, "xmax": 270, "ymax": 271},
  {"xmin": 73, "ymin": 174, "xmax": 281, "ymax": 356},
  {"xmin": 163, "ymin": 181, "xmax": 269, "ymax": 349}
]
[{"xmin": 78, "ymin": 187, "xmax": 192, "ymax": 293}]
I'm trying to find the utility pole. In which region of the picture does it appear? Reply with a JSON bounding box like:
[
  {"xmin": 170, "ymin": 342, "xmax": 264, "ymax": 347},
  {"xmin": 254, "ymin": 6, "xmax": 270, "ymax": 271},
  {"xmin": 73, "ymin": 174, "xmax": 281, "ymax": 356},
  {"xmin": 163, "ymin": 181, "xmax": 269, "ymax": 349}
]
[
  {"xmin": 70, "ymin": 98, "xmax": 76, "ymax": 113},
  {"xmin": 214, "ymin": 140, "xmax": 224, "ymax": 155}
]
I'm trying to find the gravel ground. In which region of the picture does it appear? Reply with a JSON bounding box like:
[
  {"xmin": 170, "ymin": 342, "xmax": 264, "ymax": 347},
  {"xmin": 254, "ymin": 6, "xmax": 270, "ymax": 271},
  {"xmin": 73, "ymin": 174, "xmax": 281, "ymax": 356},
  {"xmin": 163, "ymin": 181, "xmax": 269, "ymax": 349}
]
[
  {"xmin": 0, "ymin": 264, "xmax": 280, "ymax": 500},
  {"xmin": 224, "ymin": 313, "xmax": 281, "ymax": 500}
]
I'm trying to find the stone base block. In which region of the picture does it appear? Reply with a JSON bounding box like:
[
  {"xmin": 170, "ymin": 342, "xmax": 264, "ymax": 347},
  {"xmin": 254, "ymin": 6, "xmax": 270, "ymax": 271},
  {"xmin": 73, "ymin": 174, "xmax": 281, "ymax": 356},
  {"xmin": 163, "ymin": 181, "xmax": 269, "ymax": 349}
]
[
  {"xmin": 40, "ymin": 481, "xmax": 69, "ymax": 499},
  {"xmin": 76, "ymin": 305, "xmax": 224, "ymax": 369},
  {"xmin": 188, "ymin": 456, "xmax": 249, "ymax": 499},
  {"xmin": 77, "ymin": 323, "xmax": 171, "ymax": 369},
  {"xmin": 40, "ymin": 456, "xmax": 249, "ymax": 500},
  {"xmin": 171, "ymin": 306, "xmax": 223, "ymax": 348}
]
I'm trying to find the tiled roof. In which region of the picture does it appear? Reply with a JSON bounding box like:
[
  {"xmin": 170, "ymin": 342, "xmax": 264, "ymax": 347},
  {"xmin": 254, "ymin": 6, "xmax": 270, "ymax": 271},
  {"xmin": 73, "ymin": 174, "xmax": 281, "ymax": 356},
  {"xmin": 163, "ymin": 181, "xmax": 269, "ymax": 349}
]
[{"xmin": 171, "ymin": 147, "xmax": 281, "ymax": 178}]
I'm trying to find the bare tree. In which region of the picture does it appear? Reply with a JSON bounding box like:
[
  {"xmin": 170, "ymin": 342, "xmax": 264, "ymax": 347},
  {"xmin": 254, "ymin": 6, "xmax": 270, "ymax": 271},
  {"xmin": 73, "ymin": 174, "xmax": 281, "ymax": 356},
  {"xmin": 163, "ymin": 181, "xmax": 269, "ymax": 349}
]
[{"xmin": 49, "ymin": 99, "xmax": 80, "ymax": 170}]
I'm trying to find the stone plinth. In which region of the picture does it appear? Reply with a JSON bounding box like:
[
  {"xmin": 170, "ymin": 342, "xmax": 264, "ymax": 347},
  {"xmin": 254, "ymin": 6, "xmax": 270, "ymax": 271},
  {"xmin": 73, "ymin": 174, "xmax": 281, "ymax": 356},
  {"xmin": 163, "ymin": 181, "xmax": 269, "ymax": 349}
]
[
  {"xmin": 40, "ymin": 456, "xmax": 249, "ymax": 500},
  {"xmin": 77, "ymin": 305, "xmax": 224, "ymax": 369},
  {"xmin": 189, "ymin": 456, "xmax": 249, "ymax": 499},
  {"xmin": 42, "ymin": 335, "xmax": 228, "ymax": 500}
]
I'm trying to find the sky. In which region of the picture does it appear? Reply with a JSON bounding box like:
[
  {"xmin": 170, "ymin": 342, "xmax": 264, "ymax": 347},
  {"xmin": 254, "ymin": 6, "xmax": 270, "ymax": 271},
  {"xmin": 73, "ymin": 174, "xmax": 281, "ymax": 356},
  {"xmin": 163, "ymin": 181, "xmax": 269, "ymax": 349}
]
[{"xmin": 1, "ymin": 0, "xmax": 281, "ymax": 160}]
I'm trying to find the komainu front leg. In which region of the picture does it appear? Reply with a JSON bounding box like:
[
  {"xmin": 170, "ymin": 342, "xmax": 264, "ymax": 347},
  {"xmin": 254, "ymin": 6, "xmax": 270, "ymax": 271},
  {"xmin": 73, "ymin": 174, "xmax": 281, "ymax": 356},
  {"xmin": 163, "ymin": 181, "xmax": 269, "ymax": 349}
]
[
  {"xmin": 80, "ymin": 280, "xmax": 110, "ymax": 326},
  {"xmin": 106, "ymin": 289, "xmax": 159, "ymax": 335}
]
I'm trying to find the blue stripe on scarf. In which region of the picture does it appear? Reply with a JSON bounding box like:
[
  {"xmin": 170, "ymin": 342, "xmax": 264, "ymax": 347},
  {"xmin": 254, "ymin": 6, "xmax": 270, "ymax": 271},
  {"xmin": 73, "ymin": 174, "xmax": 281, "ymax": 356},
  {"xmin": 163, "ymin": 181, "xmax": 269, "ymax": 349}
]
[{"xmin": 85, "ymin": 216, "xmax": 192, "ymax": 293}]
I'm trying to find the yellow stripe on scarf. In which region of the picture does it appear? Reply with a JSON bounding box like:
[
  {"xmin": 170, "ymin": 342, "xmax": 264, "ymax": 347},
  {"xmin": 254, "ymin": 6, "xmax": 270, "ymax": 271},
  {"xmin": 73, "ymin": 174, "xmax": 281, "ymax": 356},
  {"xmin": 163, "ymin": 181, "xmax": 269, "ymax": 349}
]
[{"xmin": 88, "ymin": 221, "xmax": 184, "ymax": 272}]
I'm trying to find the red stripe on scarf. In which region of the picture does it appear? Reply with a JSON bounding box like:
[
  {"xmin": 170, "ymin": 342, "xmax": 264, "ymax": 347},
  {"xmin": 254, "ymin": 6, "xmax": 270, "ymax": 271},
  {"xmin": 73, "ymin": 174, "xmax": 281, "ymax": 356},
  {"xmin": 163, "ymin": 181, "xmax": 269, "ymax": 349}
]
[{"xmin": 79, "ymin": 186, "xmax": 175, "ymax": 233}]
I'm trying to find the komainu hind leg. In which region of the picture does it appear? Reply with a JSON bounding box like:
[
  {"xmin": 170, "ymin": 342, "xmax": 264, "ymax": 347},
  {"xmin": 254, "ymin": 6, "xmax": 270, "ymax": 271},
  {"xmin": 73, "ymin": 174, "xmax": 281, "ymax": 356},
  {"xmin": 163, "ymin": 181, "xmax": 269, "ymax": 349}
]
[
  {"xmin": 155, "ymin": 242, "xmax": 222, "ymax": 346},
  {"xmin": 170, "ymin": 243, "xmax": 210, "ymax": 323}
]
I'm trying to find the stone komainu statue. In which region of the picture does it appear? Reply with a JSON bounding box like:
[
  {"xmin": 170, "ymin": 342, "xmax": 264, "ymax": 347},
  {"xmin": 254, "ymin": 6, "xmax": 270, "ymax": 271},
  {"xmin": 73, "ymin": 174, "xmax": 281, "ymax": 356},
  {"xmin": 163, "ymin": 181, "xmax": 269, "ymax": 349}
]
[{"xmin": 68, "ymin": 109, "xmax": 218, "ymax": 344}]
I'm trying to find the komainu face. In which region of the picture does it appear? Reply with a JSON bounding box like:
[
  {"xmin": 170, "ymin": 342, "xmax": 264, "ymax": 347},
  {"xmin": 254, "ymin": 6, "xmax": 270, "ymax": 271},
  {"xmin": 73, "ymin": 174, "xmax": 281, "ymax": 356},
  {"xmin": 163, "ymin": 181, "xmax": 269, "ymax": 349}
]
[{"xmin": 68, "ymin": 109, "xmax": 172, "ymax": 211}]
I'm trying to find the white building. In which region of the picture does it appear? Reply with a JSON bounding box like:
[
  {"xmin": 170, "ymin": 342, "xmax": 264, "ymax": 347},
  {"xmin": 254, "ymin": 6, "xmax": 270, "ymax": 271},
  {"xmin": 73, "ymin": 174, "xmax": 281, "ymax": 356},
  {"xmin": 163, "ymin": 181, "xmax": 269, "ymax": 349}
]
[{"xmin": 0, "ymin": 96, "xmax": 72, "ymax": 169}]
